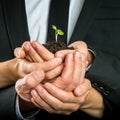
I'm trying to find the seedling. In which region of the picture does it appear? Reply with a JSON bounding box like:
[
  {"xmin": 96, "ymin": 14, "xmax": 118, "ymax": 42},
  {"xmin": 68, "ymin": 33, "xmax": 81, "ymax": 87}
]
[{"xmin": 52, "ymin": 25, "xmax": 64, "ymax": 42}]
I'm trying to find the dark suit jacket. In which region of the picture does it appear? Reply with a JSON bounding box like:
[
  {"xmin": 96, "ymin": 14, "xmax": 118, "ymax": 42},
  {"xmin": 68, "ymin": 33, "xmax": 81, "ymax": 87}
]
[{"xmin": 0, "ymin": 0, "xmax": 120, "ymax": 119}]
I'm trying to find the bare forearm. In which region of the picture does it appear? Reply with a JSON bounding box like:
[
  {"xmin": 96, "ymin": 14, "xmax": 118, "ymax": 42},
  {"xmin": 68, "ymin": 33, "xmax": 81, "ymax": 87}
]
[{"xmin": 0, "ymin": 58, "xmax": 18, "ymax": 88}]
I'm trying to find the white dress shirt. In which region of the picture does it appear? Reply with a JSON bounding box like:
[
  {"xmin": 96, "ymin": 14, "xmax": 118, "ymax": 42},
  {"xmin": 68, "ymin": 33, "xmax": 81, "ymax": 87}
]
[
  {"xmin": 25, "ymin": 0, "xmax": 85, "ymax": 44},
  {"xmin": 16, "ymin": 0, "xmax": 85, "ymax": 119}
]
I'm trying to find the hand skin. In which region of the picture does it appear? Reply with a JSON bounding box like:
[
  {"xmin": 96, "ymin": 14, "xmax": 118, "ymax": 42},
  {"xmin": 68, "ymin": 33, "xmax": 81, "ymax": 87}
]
[
  {"xmin": 0, "ymin": 58, "xmax": 19, "ymax": 87},
  {"xmin": 14, "ymin": 42, "xmax": 90, "ymax": 115},
  {"xmin": 16, "ymin": 71, "xmax": 104, "ymax": 118},
  {"xmin": 15, "ymin": 57, "xmax": 63, "ymax": 112},
  {"xmin": 30, "ymin": 81, "xmax": 104, "ymax": 118},
  {"xmin": 0, "ymin": 54, "xmax": 62, "ymax": 88},
  {"xmin": 15, "ymin": 55, "xmax": 65, "ymax": 102},
  {"xmin": 56, "ymin": 41, "xmax": 94, "ymax": 66},
  {"xmin": 14, "ymin": 41, "xmax": 104, "ymax": 118},
  {"xmin": 14, "ymin": 41, "xmax": 64, "ymax": 80},
  {"xmin": 14, "ymin": 41, "xmax": 94, "ymax": 79},
  {"xmin": 14, "ymin": 41, "xmax": 88, "ymax": 90},
  {"xmin": 15, "ymin": 51, "xmax": 88, "ymax": 101},
  {"xmin": 0, "ymin": 58, "xmax": 38, "ymax": 88},
  {"xmin": 14, "ymin": 41, "xmax": 54, "ymax": 61},
  {"xmin": 52, "ymin": 51, "xmax": 88, "ymax": 91}
]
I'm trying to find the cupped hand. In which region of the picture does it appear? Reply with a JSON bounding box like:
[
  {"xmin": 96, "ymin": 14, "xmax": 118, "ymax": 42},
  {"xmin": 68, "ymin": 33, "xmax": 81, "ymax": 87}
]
[
  {"xmin": 30, "ymin": 78, "xmax": 91, "ymax": 115},
  {"xmin": 53, "ymin": 51, "xmax": 88, "ymax": 91}
]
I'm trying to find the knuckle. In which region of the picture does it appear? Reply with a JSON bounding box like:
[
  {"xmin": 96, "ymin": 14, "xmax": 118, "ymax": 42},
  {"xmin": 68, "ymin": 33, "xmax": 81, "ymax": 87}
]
[
  {"xmin": 54, "ymin": 103, "xmax": 63, "ymax": 110},
  {"xmin": 79, "ymin": 97, "xmax": 85, "ymax": 104},
  {"xmin": 62, "ymin": 96, "xmax": 70, "ymax": 102}
]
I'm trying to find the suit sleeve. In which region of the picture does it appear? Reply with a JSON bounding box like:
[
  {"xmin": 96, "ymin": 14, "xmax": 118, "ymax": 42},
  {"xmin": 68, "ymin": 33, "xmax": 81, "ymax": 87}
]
[
  {"xmin": 86, "ymin": 49, "xmax": 120, "ymax": 107},
  {"xmin": 0, "ymin": 86, "xmax": 18, "ymax": 120}
]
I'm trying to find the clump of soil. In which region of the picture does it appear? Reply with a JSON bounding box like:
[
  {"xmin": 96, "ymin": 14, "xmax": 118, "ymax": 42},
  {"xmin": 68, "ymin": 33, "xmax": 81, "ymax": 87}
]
[{"xmin": 43, "ymin": 41, "xmax": 73, "ymax": 53}]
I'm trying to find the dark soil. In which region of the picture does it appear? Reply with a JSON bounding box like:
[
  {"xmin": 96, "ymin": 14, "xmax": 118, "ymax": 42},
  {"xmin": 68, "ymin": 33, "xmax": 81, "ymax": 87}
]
[{"xmin": 43, "ymin": 41, "xmax": 73, "ymax": 53}]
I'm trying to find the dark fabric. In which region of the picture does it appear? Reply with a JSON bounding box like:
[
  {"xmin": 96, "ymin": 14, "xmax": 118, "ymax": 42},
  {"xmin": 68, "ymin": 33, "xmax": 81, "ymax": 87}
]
[
  {"xmin": 0, "ymin": 0, "xmax": 30, "ymax": 61},
  {"xmin": 36, "ymin": 110, "xmax": 102, "ymax": 120},
  {"xmin": 0, "ymin": 0, "xmax": 120, "ymax": 119},
  {"xmin": 47, "ymin": 0, "xmax": 69, "ymax": 44},
  {"xmin": 0, "ymin": 86, "xmax": 17, "ymax": 120}
]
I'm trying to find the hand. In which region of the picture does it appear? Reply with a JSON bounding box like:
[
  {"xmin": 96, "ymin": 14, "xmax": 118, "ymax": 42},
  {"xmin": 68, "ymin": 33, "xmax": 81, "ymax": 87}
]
[
  {"xmin": 56, "ymin": 41, "xmax": 94, "ymax": 66},
  {"xmin": 31, "ymin": 80, "xmax": 104, "ymax": 118},
  {"xmin": 15, "ymin": 70, "xmax": 45, "ymax": 102},
  {"xmin": 0, "ymin": 57, "xmax": 60, "ymax": 88},
  {"xmin": 53, "ymin": 51, "xmax": 88, "ymax": 91},
  {"xmin": 16, "ymin": 56, "xmax": 62, "ymax": 79},
  {"xmin": 14, "ymin": 41, "xmax": 64, "ymax": 80},
  {"xmin": 30, "ymin": 79, "xmax": 91, "ymax": 115},
  {"xmin": 14, "ymin": 41, "xmax": 88, "ymax": 91},
  {"xmin": 14, "ymin": 41, "xmax": 54, "ymax": 62},
  {"xmin": 15, "ymin": 57, "xmax": 63, "ymax": 102}
]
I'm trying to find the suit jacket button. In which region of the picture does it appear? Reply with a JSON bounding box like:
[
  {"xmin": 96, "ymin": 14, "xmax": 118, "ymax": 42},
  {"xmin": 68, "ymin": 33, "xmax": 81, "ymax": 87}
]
[
  {"xmin": 104, "ymin": 90, "xmax": 110, "ymax": 95},
  {"xmin": 99, "ymin": 86, "xmax": 104, "ymax": 91}
]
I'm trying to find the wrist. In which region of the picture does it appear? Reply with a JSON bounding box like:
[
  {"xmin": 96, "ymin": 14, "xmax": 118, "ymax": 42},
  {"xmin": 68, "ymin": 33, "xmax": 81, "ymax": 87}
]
[
  {"xmin": 80, "ymin": 87, "xmax": 104, "ymax": 118},
  {"xmin": 9, "ymin": 58, "xmax": 21, "ymax": 82},
  {"xmin": 0, "ymin": 58, "xmax": 19, "ymax": 87}
]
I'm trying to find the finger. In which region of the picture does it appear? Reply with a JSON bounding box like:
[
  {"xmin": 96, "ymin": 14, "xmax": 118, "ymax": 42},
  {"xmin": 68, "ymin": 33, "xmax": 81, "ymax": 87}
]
[
  {"xmin": 53, "ymin": 53, "xmax": 74, "ymax": 89},
  {"xmin": 36, "ymin": 57, "xmax": 63, "ymax": 72},
  {"xmin": 31, "ymin": 41, "xmax": 54, "ymax": 60},
  {"xmin": 65, "ymin": 52, "xmax": 87, "ymax": 91},
  {"xmin": 24, "ymin": 55, "xmax": 33, "ymax": 62},
  {"xmin": 15, "ymin": 70, "xmax": 45, "ymax": 92},
  {"xmin": 31, "ymin": 89, "xmax": 73, "ymax": 115},
  {"xmin": 68, "ymin": 41, "xmax": 87, "ymax": 50},
  {"xmin": 44, "ymin": 83, "xmax": 80, "ymax": 103},
  {"xmin": 60, "ymin": 53, "xmax": 74, "ymax": 88},
  {"xmin": 79, "ymin": 54, "xmax": 88, "ymax": 82},
  {"xmin": 31, "ymin": 97, "xmax": 43, "ymax": 109},
  {"xmin": 31, "ymin": 89, "xmax": 54, "ymax": 112},
  {"xmin": 36, "ymin": 86, "xmax": 79, "ymax": 114},
  {"xmin": 14, "ymin": 47, "xmax": 25, "ymax": 58},
  {"xmin": 74, "ymin": 79, "xmax": 91, "ymax": 97},
  {"xmin": 22, "ymin": 41, "xmax": 34, "ymax": 62},
  {"xmin": 55, "ymin": 49, "xmax": 74, "ymax": 58},
  {"xmin": 22, "ymin": 41, "xmax": 43, "ymax": 62},
  {"xmin": 45, "ymin": 64, "xmax": 63, "ymax": 80},
  {"xmin": 34, "ymin": 85, "xmax": 65, "ymax": 111}
]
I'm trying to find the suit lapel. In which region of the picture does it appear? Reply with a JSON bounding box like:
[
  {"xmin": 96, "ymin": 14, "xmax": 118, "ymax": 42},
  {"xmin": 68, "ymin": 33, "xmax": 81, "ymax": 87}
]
[
  {"xmin": 69, "ymin": 0, "xmax": 104, "ymax": 44},
  {"xmin": 2, "ymin": 0, "xmax": 30, "ymax": 50}
]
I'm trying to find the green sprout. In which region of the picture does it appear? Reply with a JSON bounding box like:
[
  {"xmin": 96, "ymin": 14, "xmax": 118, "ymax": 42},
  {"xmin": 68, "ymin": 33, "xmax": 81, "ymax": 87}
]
[{"xmin": 52, "ymin": 25, "xmax": 64, "ymax": 42}]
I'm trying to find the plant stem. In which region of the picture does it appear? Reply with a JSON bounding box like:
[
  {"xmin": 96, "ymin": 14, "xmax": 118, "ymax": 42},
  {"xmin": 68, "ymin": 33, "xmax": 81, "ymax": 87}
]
[{"xmin": 55, "ymin": 32, "xmax": 58, "ymax": 42}]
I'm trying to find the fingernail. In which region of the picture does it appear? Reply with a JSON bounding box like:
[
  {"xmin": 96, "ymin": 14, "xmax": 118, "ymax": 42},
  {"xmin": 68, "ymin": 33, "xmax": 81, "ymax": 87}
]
[
  {"xmin": 57, "ymin": 58, "xmax": 63, "ymax": 64},
  {"xmin": 31, "ymin": 42, "xmax": 36, "ymax": 48},
  {"xmin": 31, "ymin": 90, "xmax": 38, "ymax": 98},
  {"xmin": 35, "ymin": 71, "xmax": 43, "ymax": 80},
  {"xmin": 36, "ymin": 85, "xmax": 43, "ymax": 94},
  {"xmin": 58, "ymin": 53, "xmax": 65, "ymax": 59},
  {"xmin": 44, "ymin": 83, "xmax": 51, "ymax": 90},
  {"xmin": 23, "ymin": 44, "xmax": 30, "ymax": 51},
  {"xmin": 81, "ymin": 53, "xmax": 86, "ymax": 61},
  {"xmin": 76, "ymin": 51, "xmax": 81, "ymax": 58}
]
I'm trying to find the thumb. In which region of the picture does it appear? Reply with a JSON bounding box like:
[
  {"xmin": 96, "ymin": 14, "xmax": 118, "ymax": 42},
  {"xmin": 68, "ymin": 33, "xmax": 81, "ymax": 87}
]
[
  {"xmin": 16, "ymin": 70, "xmax": 45, "ymax": 92},
  {"xmin": 14, "ymin": 47, "xmax": 25, "ymax": 58}
]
